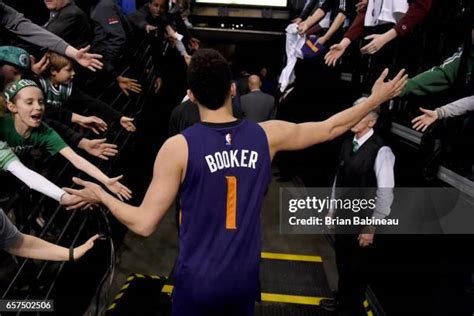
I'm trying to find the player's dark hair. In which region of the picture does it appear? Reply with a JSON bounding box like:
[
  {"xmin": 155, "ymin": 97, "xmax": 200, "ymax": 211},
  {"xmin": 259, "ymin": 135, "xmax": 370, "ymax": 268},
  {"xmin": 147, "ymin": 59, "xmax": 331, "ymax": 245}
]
[{"xmin": 187, "ymin": 48, "xmax": 232, "ymax": 110}]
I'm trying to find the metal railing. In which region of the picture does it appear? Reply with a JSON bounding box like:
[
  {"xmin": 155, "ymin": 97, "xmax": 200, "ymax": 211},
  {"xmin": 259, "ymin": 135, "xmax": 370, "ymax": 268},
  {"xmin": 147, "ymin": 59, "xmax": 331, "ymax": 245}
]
[{"xmin": 1, "ymin": 40, "xmax": 157, "ymax": 315}]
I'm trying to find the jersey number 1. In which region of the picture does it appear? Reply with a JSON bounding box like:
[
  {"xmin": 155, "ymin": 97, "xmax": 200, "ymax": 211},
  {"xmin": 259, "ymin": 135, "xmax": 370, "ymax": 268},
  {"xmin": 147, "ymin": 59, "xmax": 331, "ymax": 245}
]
[{"xmin": 225, "ymin": 176, "xmax": 237, "ymax": 230}]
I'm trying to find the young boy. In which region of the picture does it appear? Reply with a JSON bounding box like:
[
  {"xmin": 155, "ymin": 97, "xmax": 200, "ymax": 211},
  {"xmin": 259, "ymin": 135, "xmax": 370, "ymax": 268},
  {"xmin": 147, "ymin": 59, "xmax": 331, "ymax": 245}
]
[
  {"xmin": 41, "ymin": 52, "xmax": 136, "ymax": 133},
  {"xmin": 1, "ymin": 208, "xmax": 98, "ymax": 261},
  {"xmin": 0, "ymin": 46, "xmax": 120, "ymax": 161},
  {"xmin": 66, "ymin": 49, "xmax": 407, "ymax": 315},
  {"xmin": 1, "ymin": 79, "xmax": 131, "ymax": 201}
]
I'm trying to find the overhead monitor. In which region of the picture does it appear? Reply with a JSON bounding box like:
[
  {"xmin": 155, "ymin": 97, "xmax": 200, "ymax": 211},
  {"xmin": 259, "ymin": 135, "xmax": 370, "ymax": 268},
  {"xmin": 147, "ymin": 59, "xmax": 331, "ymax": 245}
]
[{"xmin": 195, "ymin": 0, "xmax": 287, "ymax": 8}]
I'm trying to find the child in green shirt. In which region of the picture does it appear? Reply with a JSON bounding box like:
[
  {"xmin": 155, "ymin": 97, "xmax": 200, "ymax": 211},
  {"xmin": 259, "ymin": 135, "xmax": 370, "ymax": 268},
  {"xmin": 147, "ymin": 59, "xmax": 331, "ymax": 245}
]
[
  {"xmin": 0, "ymin": 45, "xmax": 119, "ymax": 161},
  {"xmin": 1, "ymin": 79, "xmax": 132, "ymax": 201}
]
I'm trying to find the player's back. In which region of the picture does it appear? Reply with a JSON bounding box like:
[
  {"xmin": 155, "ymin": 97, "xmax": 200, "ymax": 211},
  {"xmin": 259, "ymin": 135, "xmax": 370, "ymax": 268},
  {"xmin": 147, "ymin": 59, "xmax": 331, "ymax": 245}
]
[{"xmin": 176, "ymin": 119, "xmax": 271, "ymax": 306}]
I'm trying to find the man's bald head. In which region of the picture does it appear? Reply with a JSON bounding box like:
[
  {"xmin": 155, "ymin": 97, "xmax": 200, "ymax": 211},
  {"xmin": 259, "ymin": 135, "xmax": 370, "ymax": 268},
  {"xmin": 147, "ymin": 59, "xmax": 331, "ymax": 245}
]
[{"xmin": 248, "ymin": 75, "xmax": 261, "ymax": 91}]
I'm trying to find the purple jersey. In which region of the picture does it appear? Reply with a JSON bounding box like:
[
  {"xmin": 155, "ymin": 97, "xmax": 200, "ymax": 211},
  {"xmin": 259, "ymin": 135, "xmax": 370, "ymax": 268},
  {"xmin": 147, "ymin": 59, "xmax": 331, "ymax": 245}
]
[{"xmin": 174, "ymin": 120, "xmax": 271, "ymax": 309}]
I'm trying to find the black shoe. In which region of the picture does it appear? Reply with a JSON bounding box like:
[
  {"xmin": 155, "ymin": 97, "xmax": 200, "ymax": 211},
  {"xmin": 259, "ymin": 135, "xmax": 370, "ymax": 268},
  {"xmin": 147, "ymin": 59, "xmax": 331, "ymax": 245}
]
[{"xmin": 320, "ymin": 298, "xmax": 338, "ymax": 312}]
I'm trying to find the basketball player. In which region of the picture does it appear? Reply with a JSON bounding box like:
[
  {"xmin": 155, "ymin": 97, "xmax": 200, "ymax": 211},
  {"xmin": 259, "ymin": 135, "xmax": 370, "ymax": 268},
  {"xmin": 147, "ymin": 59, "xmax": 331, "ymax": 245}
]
[{"xmin": 65, "ymin": 49, "xmax": 407, "ymax": 316}]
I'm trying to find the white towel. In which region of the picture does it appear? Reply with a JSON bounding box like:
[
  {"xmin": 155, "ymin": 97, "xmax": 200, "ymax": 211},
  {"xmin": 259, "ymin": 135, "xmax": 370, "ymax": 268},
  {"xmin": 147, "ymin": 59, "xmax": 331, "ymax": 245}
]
[{"xmin": 278, "ymin": 23, "xmax": 306, "ymax": 92}]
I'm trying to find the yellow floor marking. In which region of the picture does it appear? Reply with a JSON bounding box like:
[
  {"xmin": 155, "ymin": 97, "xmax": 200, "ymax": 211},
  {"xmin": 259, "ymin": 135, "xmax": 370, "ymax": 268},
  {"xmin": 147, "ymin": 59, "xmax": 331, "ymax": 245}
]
[{"xmin": 261, "ymin": 252, "xmax": 323, "ymax": 262}]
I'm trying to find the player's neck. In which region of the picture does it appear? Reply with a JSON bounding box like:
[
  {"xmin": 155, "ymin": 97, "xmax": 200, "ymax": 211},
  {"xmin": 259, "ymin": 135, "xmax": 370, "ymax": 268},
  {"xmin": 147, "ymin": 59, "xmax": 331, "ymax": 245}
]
[{"xmin": 199, "ymin": 100, "xmax": 236, "ymax": 124}]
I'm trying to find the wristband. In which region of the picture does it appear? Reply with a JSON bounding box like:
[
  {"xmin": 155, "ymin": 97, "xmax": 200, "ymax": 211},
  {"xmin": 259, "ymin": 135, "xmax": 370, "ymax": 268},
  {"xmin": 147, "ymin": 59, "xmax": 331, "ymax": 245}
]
[{"xmin": 69, "ymin": 246, "xmax": 74, "ymax": 262}]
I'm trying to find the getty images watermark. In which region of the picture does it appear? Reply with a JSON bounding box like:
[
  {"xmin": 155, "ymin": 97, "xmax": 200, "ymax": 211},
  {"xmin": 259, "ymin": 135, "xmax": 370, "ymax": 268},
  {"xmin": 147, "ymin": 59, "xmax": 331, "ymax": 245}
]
[{"xmin": 280, "ymin": 187, "xmax": 474, "ymax": 234}]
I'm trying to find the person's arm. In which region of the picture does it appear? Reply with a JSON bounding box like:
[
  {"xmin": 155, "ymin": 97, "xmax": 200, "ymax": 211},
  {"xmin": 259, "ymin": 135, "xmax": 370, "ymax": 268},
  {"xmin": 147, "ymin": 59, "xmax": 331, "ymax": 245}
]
[
  {"xmin": 298, "ymin": 7, "xmax": 328, "ymax": 34},
  {"xmin": 324, "ymin": 0, "xmax": 363, "ymax": 67},
  {"xmin": 69, "ymin": 88, "xmax": 121, "ymax": 124},
  {"xmin": 43, "ymin": 118, "xmax": 85, "ymax": 147},
  {"xmin": 93, "ymin": 2, "xmax": 127, "ymax": 65},
  {"xmin": 358, "ymin": 146, "xmax": 395, "ymax": 246},
  {"xmin": 361, "ymin": 0, "xmax": 432, "ymax": 55},
  {"xmin": 260, "ymin": 69, "xmax": 407, "ymax": 158},
  {"xmin": 43, "ymin": 118, "xmax": 110, "ymax": 156},
  {"xmin": 0, "ymin": 2, "xmax": 102, "ymax": 71},
  {"xmin": 318, "ymin": 12, "xmax": 347, "ymax": 45},
  {"xmin": 6, "ymin": 160, "xmax": 64, "ymax": 202},
  {"xmin": 412, "ymin": 96, "xmax": 474, "ymax": 131},
  {"xmin": 343, "ymin": 5, "xmax": 366, "ymax": 42},
  {"xmin": 6, "ymin": 233, "xmax": 98, "ymax": 261},
  {"xmin": 59, "ymin": 146, "xmax": 131, "ymax": 200},
  {"xmin": 436, "ymin": 95, "xmax": 474, "ymax": 119},
  {"xmin": 64, "ymin": 135, "xmax": 187, "ymax": 236},
  {"xmin": 64, "ymin": 45, "xmax": 104, "ymax": 72},
  {"xmin": 393, "ymin": 0, "xmax": 432, "ymax": 38},
  {"xmin": 373, "ymin": 147, "xmax": 395, "ymax": 219},
  {"xmin": 401, "ymin": 51, "xmax": 461, "ymax": 97},
  {"xmin": 0, "ymin": 2, "xmax": 68, "ymax": 54},
  {"xmin": 298, "ymin": 0, "xmax": 319, "ymax": 20}
]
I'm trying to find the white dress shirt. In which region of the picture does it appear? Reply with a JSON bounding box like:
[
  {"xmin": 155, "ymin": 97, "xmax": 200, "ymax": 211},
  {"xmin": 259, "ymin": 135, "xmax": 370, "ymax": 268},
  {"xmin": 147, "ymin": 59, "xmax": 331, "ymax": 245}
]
[{"xmin": 331, "ymin": 129, "xmax": 395, "ymax": 219}]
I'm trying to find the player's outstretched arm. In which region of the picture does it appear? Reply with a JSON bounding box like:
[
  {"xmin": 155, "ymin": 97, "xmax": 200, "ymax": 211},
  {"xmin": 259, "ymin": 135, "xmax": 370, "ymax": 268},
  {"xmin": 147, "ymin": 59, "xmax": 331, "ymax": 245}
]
[
  {"xmin": 261, "ymin": 69, "xmax": 407, "ymax": 158},
  {"xmin": 64, "ymin": 135, "xmax": 187, "ymax": 237}
]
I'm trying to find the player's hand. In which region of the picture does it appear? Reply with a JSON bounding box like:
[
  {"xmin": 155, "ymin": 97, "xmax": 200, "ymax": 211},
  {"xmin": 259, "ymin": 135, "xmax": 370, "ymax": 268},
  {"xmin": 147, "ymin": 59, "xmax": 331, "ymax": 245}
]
[
  {"xmin": 64, "ymin": 177, "xmax": 104, "ymax": 205},
  {"xmin": 117, "ymin": 76, "xmax": 142, "ymax": 96},
  {"xmin": 370, "ymin": 68, "xmax": 408, "ymax": 104},
  {"xmin": 411, "ymin": 107, "xmax": 438, "ymax": 132},
  {"xmin": 31, "ymin": 54, "xmax": 50, "ymax": 75},
  {"xmin": 73, "ymin": 234, "xmax": 99, "ymax": 260},
  {"xmin": 74, "ymin": 45, "xmax": 103, "ymax": 72},
  {"xmin": 120, "ymin": 116, "xmax": 137, "ymax": 132},
  {"xmin": 104, "ymin": 175, "xmax": 132, "ymax": 201},
  {"xmin": 324, "ymin": 38, "xmax": 350, "ymax": 67},
  {"xmin": 358, "ymin": 233, "xmax": 374, "ymax": 247},
  {"xmin": 75, "ymin": 115, "xmax": 108, "ymax": 134},
  {"xmin": 79, "ymin": 138, "xmax": 118, "ymax": 160}
]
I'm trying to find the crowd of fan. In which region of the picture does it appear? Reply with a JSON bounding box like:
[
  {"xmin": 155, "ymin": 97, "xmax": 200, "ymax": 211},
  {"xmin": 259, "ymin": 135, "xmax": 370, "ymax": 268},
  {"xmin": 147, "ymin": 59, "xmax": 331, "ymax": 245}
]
[
  {"xmin": 0, "ymin": 0, "xmax": 473, "ymax": 265},
  {"xmin": 281, "ymin": 0, "xmax": 474, "ymax": 182},
  {"xmin": 0, "ymin": 0, "xmax": 199, "ymax": 261}
]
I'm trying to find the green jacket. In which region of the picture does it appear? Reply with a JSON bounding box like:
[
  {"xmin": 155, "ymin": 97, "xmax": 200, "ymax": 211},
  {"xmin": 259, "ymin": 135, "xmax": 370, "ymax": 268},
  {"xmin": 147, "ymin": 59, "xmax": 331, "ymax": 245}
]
[{"xmin": 401, "ymin": 47, "xmax": 474, "ymax": 97}]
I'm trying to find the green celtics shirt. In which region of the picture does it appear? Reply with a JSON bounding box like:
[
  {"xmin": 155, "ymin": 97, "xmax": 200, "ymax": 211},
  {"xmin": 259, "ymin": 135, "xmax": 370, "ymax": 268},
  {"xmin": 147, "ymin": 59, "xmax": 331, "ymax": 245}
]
[
  {"xmin": 0, "ymin": 113, "xmax": 68, "ymax": 156},
  {"xmin": 0, "ymin": 141, "xmax": 18, "ymax": 170},
  {"xmin": 38, "ymin": 77, "xmax": 73, "ymax": 109}
]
